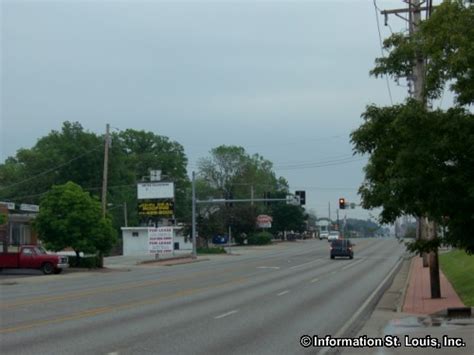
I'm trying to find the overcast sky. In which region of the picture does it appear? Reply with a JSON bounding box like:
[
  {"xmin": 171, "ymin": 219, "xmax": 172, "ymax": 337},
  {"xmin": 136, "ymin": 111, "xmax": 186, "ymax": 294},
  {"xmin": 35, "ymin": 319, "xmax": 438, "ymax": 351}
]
[{"xmin": 1, "ymin": 0, "xmax": 447, "ymax": 220}]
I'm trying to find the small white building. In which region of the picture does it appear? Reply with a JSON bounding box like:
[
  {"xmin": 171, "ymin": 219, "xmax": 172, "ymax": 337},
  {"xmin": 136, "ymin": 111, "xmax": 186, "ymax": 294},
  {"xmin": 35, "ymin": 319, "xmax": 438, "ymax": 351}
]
[{"xmin": 121, "ymin": 227, "xmax": 192, "ymax": 257}]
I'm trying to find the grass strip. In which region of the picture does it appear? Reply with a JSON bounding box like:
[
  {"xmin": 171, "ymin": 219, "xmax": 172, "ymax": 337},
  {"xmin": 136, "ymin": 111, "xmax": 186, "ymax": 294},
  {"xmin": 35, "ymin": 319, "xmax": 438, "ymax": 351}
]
[{"xmin": 439, "ymin": 249, "xmax": 474, "ymax": 307}]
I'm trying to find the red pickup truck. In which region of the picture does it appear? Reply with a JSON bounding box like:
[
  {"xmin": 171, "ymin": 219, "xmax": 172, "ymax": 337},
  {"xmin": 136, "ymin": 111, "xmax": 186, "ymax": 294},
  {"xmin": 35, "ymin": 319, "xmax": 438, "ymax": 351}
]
[{"xmin": 0, "ymin": 245, "xmax": 69, "ymax": 274}]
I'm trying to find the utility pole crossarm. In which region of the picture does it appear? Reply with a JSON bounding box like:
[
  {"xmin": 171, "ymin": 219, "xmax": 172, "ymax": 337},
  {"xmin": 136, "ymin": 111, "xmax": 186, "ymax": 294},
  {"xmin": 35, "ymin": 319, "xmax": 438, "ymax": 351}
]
[{"xmin": 380, "ymin": 6, "xmax": 428, "ymax": 15}]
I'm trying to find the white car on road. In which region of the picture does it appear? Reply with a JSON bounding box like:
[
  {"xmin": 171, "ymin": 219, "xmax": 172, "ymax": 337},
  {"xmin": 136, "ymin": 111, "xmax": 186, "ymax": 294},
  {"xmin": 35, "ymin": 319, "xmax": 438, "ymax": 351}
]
[
  {"xmin": 319, "ymin": 231, "xmax": 329, "ymax": 240},
  {"xmin": 328, "ymin": 231, "xmax": 341, "ymax": 241}
]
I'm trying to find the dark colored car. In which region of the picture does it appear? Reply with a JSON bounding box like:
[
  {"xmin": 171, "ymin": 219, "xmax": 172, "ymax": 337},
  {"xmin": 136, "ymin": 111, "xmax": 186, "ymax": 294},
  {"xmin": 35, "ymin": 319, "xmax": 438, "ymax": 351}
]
[
  {"xmin": 212, "ymin": 235, "xmax": 229, "ymax": 244},
  {"xmin": 330, "ymin": 239, "xmax": 354, "ymax": 259}
]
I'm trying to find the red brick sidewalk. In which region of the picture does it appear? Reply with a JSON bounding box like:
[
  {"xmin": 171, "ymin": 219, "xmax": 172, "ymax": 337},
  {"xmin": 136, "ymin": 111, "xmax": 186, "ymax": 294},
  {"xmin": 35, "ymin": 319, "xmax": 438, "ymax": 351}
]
[{"xmin": 403, "ymin": 256, "xmax": 464, "ymax": 314}]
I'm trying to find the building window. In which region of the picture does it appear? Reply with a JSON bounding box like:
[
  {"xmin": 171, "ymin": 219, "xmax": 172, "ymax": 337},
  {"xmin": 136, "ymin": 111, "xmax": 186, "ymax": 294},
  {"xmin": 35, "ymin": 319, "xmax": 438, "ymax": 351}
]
[{"xmin": 9, "ymin": 223, "xmax": 32, "ymax": 245}]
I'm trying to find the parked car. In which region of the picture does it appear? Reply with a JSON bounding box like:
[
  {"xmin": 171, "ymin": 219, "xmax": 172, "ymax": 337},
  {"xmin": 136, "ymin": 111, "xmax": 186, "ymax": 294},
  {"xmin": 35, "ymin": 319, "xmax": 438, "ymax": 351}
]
[
  {"xmin": 212, "ymin": 235, "xmax": 229, "ymax": 244},
  {"xmin": 330, "ymin": 239, "xmax": 354, "ymax": 259},
  {"xmin": 327, "ymin": 231, "xmax": 340, "ymax": 242},
  {"xmin": 0, "ymin": 245, "xmax": 69, "ymax": 274}
]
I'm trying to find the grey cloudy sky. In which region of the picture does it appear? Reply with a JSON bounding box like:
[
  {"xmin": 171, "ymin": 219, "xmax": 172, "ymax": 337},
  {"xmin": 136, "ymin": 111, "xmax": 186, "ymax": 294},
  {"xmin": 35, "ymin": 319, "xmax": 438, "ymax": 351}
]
[{"xmin": 1, "ymin": 0, "xmax": 446, "ymax": 220}]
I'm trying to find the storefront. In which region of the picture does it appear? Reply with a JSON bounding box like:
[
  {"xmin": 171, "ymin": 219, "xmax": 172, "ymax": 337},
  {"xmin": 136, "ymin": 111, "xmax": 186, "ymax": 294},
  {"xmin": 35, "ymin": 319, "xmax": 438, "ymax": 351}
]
[{"xmin": 0, "ymin": 202, "xmax": 39, "ymax": 248}]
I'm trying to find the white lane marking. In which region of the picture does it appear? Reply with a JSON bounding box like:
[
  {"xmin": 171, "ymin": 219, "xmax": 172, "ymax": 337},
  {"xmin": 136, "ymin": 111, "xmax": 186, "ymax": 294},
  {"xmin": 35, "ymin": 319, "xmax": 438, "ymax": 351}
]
[
  {"xmin": 319, "ymin": 256, "xmax": 404, "ymax": 355},
  {"xmin": 214, "ymin": 310, "xmax": 238, "ymax": 319},
  {"xmin": 289, "ymin": 259, "xmax": 324, "ymax": 270},
  {"xmin": 331, "ymin": 270, "xmax": 337, "ymax": 274},
  {"xmin": 341, "ymin": 258, "xmax": 365, "ymax": 270},
  {"xmin": 257, "ymin": 266, "xmax": 280, "ymax": 270},
  {"xmin": 310, "ymin": 278, "xmax": 320, "ymax": 283},
  {"xmin": 277, "ymin": 290, "xmax": 290, "ymax": 296}
]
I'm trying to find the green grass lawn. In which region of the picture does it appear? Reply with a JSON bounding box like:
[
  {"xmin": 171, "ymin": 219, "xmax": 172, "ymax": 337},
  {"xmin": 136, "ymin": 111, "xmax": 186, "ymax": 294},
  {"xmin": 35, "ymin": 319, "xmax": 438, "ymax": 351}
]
[{"xmin": 439, "ymin": 249, "xmax": 474, "ymax": 307}]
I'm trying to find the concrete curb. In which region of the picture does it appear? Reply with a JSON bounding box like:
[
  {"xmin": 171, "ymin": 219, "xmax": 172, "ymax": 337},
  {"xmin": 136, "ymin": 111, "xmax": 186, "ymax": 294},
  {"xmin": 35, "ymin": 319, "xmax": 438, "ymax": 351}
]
[
  {"xmin": 321, "ymin": 255, "xmax": 405, "ymax": 355},
  {"xmin": 141, "ymin": 257, "xmax": 210, "ymax": 266},
  {"xmin": 397, "ymin": 255, "xmax": 414, "ymax": 313}
]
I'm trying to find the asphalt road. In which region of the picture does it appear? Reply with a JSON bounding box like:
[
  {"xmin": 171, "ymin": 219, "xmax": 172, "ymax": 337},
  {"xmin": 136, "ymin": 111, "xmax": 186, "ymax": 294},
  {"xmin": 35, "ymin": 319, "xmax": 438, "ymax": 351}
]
[{"xmin": 0, "ymin": 238, "xmax": 405, "ymax": 355}]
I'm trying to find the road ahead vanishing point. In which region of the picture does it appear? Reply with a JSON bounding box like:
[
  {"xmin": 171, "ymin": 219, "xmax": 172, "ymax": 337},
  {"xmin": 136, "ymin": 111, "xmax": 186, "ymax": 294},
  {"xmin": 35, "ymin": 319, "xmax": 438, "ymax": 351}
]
[{"xmin": 0, "ymin": 238, "xmax": 405, "ymax": 355}]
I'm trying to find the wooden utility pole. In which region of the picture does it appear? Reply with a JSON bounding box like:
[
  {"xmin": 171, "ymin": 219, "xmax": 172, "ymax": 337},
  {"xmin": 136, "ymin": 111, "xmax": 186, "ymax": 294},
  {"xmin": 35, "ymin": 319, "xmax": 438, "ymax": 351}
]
[
  {"xmin": 101, "ymin": 123, "xmax": 110, "ymax": 217},
  {"xmin": 381, "ymin": 0, "xmax": 440, "ymax": 298}
]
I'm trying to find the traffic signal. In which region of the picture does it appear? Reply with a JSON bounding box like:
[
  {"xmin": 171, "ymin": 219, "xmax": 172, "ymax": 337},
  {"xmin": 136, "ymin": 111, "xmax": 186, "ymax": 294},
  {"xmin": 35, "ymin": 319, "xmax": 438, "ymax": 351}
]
[
  {"xmin": 339, "ymin": 198, "xmax": 346, "ymax": 209},
  {"xmin": 295, "ymin": 191, "xmax": 306, "ymax": 205}
]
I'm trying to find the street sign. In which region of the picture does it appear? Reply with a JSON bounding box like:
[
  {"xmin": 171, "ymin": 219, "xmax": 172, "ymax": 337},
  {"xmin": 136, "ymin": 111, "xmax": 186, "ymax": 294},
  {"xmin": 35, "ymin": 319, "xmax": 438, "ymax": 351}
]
[
  {"xmin": 138, "ymin": 199, "xmax": 174, "ymax": 217},
  {"xmin": 0, "ymin": 202, "xmax": 15, "ymax": 210},
  {"xmin": 286, "ymin": 195, "xmax": 299, "ymax": 205},
  {"xmin": 256, "ymin": 215, "xmax": 273, "ymax": 228},
  {"xmin": 137, "ymin": 182, "xmax": 174, "ymax": 200},
  {"xmin": 20, "ymin": 204, "xmax": 39, "ymax": 212},
  {"xmin": 148, "ymin": 227, "xmax": 173, "ymax": 254}
]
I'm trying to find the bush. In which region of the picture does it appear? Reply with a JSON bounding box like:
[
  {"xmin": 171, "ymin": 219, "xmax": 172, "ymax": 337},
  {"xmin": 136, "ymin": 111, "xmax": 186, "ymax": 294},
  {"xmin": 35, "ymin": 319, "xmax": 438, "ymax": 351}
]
[
  {"xmin": 197, "ymin": 247, "xmax": 227, "ymax": 254},
  {"xmin": 67, "ymin": 255, "xmax": 100, "ymax": 268},
  {"xmin": 247, "ymin": 232, "xmax": 273, "ymax": 245}
]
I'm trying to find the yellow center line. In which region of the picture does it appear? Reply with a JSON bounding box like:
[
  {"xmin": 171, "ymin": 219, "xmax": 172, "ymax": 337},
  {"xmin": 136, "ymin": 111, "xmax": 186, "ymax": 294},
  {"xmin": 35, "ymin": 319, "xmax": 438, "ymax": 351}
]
[
  {"xmin": 1, "ymin": 261, "xmax": 263, "ymax": 309},
  {"xmin": 1, "ymin": 243, "xmax": 327, "ymax": 310},
  {"xmin": 0, "ymin": 277, "xmax": 247, "ymax": 334}
]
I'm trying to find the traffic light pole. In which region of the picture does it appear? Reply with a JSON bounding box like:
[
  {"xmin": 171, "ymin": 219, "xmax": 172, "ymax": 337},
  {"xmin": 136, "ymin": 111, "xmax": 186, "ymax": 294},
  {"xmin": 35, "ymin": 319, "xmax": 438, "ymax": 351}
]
[{"xmin": 190, "ymin": 175, "xmax": 296, "ymax": 258}]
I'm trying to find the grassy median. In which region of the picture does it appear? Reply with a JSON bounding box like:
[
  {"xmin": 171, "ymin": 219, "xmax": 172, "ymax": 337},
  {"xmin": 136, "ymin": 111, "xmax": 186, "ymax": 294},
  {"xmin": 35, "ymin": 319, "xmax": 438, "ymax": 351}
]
[{"xmin": 439, "ymin": 249, "xmax": 474, "ymax": 307}]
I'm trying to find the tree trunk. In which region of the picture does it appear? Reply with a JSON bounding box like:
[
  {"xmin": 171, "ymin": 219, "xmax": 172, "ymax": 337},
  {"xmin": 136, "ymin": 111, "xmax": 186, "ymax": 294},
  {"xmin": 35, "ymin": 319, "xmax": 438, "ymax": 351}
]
[
  {"xmin": 98, "ymin": 252, "xmax": 104, "ymax": 268},
  {"xmin": 429, "ymin": 249, "xmax": 441, "ymax": 298},
  {"xmin": 418, "ymin": 218, "xmax": 430, "ymax": 267},
  {"xmin": 427, "ymin": 219, "xmax": 441, "ymax": 299},
  {"xmin": 74, "ymin": 250, "xmax": 81, "ymax": 268}
]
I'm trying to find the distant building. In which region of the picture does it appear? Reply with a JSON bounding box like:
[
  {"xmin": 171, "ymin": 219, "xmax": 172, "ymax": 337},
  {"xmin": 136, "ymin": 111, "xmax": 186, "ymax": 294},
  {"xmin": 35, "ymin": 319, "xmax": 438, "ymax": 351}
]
[{"xmin": 0, "ymin": 202, "xmax": 39, "ymax": 247}]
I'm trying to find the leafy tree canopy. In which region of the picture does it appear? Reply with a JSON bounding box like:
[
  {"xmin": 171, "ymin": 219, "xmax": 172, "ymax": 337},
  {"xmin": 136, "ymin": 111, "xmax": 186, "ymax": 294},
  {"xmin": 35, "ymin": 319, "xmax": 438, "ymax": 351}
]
[
  {"xmin": 197, "ymin": 145, "xmax": 288, "ymax": 199},
  {"xmin": 372, "ymin": 0, "xmax": 474, "ymax": 106},
  {"xmin": 34, "ymin": 182, "xmax": 116, "ymax": 256},
  {"xmin": 271, "ymin": 204, "xmax": 307, "ymax": 234},
  {"xmin": 352, "ymin": 100, "xmax": 474, "ymax": 253},
  {"xmin": 196, "ymin": 145, "xmax": 290, "ymax": 239},
  {"xmin": 0, "ymin": 122, "xmax": 190, "ymax": 227}
]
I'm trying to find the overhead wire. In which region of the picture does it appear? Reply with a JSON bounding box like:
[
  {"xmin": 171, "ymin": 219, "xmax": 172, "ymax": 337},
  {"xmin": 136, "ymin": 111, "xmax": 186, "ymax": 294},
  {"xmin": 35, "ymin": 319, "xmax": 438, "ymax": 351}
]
[
  {"xmin": 373, "ymin": 0, "xmax": 394, "ymax": 105},
  {"xmin": 0, "ymin": 146, "xmax": 102, "ymax": 192}
]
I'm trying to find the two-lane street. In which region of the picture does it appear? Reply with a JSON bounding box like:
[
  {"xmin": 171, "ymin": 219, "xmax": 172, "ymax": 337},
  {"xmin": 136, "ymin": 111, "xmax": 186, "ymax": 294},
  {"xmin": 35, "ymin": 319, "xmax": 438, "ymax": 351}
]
[{"xmin": 0, "ymin": 238, "xmax": 405, "ymax": 355}]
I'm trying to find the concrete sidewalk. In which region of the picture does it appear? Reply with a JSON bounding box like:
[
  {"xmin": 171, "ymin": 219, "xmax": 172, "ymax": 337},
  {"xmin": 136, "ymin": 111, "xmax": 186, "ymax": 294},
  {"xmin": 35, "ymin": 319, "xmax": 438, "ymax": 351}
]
[
  {"xmin": 403, "ymin": 256, "xmax": 465, "ymax": 315},
  {"xmin": 341, "ymin": 255, "xmax": 473, "ymax": 354}
]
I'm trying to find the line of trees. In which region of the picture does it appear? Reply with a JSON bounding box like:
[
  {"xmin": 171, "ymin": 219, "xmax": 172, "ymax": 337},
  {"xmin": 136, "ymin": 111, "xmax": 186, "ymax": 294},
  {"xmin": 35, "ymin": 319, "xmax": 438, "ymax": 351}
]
[
  {"xmin": 0, "ymin": 125, "xmax": 308, "ymax": 255},
  {"xmin": 194, "ymin": 145, "xmax": 307, "ymax": 245}
]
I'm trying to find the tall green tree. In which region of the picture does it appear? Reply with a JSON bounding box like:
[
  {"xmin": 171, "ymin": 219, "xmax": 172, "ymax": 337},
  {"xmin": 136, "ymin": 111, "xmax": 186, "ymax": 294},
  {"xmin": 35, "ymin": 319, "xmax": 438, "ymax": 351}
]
[
  {"xmin": 114, "ymin": 129, "xmax": 190, "ymax": 222},
  {"xmin": 271, "ymin": 204, "xmax": 307, "ymax": 235},
  {"xmin": 372, "ymin": 0, "xmax": 474, "ymax": 106},
  {"xmin": 34, "ymin": 182, "xmax": 116, "ymax": 258},
  {"xmin": 197, "ymin": 145, "xmax": 288, "ymax": 201},
  {"xmin": 196, "ymin": 145, "xmax": 289, "ymax": 239},
  {"xmin": 352, "ymin": 101, "xmax": 474, "ymax": 253},
  {"xmin": 0, "ymin": 122, "xmax": 107, "ymax": 203},
  {"xmin": 0, "ymin": 123, "xmax": 190, "ymax": 229},
  {"xmin": 352, "ymin": 1, "xmax": 474, "ymax": 254}
]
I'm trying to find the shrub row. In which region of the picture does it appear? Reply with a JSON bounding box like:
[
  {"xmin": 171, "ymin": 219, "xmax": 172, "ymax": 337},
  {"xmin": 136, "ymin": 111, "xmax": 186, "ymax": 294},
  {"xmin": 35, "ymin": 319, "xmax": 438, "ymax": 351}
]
[
  {"xmin": 197, "ymin": 247, "xmax": 227, "ymax": 254},
  {"xmin": 247, "ymin": 232, "xmax": 273, "ymax": 245},
  {"xmin": 67, "ymin": 255, "xmax": 100, "ymax": 268}
]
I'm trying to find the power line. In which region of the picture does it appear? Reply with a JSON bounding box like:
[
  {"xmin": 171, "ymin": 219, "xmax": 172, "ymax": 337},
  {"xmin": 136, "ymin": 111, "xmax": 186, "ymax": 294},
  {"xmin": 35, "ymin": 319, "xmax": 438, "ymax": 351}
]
[
  {"xmin": 374, "ymin": 0, "xmax": 394, "ymax": 105},
  {"xmin": 4, "ymin": 183, "xmax": 137, "ymax": 202},
  {"xmin": 275, "ymin": 157, "xmax": 365, "ymax": 171},
  {"xmin": 0, "ymin": 146, "xmax": 103, "ymax": 192}
]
